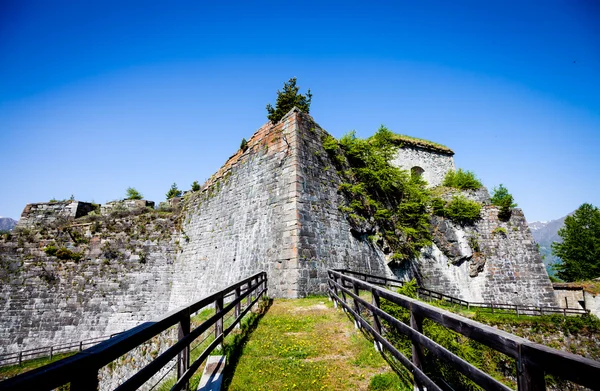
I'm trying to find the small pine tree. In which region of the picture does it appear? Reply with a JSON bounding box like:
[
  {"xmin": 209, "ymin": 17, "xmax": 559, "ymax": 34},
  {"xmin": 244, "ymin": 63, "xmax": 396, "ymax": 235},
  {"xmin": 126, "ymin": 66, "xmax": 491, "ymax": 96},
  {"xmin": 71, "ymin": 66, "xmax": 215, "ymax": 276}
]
[
  {"xmin": 491, "ymin": 184, "xmax": 517, "ymax": 221},
  {"xmin": 240, "ymin": 138, "xmax": 248, "ymax": 152},
  {"xmin": 191, "ymin": 180, "xmax": 200, "ymax": 192},
  {"xmin": 126, "ymin": 187, "xmax": 143, "ymax": 200},
  {"xmin": 166, "ymin": 183, "xmax": 182, "ymax": 200},
  {"xmin": 266, "ymin": 77, "xmax": 312, "ymax": 123}
]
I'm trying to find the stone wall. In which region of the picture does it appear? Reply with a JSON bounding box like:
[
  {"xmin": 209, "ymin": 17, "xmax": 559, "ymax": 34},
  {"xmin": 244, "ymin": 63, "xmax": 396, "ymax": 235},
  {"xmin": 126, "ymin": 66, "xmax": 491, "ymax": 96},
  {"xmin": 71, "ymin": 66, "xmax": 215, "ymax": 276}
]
[
  {"xmin": 17, "ymin": 201, "xmax": 96, "ymax": 227},
  {"xmin": 168, "ymin": 109, "xmax": 391, "ymax": 305},
  {"xmin": 0, "ymin": 210, "xmax": 179, "ymax": 356},
  {"xmin": 100, "ymin": 199, "xmax": 155, "ymax": 215},
  {"xmin": 390, "ymin": 145, "xmax": 455, "ymax": 188},
  {"xmin": 553, "ymin": 286, "xmax": 585, "ymax": 310},
  {"xmin": 398, "ymin": 205, "xmax": 558, "ymax": 307},
  {"xmin": 584, "ymin": 291, "xmax": 600, "ymax": 318}
]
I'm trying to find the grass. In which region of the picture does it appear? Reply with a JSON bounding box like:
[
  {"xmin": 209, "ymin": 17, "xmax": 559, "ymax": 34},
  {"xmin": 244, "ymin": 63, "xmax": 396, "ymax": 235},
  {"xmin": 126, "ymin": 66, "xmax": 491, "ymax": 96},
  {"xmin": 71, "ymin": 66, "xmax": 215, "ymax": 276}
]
[
  {"xmin": 224, "ymin": 296, "xmax": 405, "ymax": 391},
  {"xmin": 0, "ymin": 352, "xmax": 75, "ymax": 381}
]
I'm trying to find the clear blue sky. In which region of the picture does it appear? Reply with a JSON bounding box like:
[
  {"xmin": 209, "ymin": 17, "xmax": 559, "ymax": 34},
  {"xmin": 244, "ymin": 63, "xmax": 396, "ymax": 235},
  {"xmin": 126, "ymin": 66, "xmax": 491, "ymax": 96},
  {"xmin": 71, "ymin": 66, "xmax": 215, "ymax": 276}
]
[{"xmin": 1, "ymin": 0, "xmax": 599, "ymax": 222}]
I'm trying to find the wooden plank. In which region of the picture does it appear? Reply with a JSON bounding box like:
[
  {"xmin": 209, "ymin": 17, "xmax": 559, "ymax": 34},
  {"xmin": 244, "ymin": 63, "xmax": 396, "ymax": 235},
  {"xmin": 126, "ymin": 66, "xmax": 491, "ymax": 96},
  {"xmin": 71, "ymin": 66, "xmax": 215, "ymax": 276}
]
[
  {"xmin": 332, "ymin": 281, "xmax": 513, "ymax": 391},
  {"xmin": 329, "ymin": 287, "xmax": 443, "ymax": 391},
  {"xmin": 520, "ymin": 342, "xmax": 600, "ymax": 390}
]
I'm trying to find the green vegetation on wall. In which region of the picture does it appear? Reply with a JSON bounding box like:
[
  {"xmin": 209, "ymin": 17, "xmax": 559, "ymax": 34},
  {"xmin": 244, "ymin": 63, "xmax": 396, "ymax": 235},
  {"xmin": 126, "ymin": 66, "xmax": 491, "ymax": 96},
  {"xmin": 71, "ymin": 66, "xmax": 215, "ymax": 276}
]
[
  {"xmin": 432, "ymin": 195, "xmax": 482, "ymax": 226},
  {"xmin": 491, "ymin": 184, "xmax": 517, "ymax": 221},
  {"xmin": 442, "ymin": 169, "xmax": 482, "ymax": 190},
  {"xmin": 126, "ymin": 187, "xmax": 143, "ymax": 200},
  {"xmin": 323, "ymin": 126, "xmax": 432, "ymax": 262}
]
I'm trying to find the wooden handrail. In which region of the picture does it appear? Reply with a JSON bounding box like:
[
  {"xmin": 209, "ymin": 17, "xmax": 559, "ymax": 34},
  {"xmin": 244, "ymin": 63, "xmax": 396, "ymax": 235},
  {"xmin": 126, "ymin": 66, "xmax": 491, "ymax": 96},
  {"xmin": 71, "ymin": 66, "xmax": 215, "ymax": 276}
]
[
  {"xmin": 335, "ymin": 269, "xmax": 589, "ymax": 316},
  {"xmin": 327, "ymin": 269, "xmax": 600, "ymax": 391},
  {"xmin": 0, "ymin": 271, "xmax": 267, "ymax": 391}
]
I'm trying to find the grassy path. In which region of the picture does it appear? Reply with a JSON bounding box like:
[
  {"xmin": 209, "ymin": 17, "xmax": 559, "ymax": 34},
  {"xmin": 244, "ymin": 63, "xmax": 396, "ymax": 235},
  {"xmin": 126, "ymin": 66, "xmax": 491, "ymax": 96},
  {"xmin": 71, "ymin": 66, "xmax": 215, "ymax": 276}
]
[{"xmin": 224, "ymin": 296, "xmax": 402, "ymax": 391}]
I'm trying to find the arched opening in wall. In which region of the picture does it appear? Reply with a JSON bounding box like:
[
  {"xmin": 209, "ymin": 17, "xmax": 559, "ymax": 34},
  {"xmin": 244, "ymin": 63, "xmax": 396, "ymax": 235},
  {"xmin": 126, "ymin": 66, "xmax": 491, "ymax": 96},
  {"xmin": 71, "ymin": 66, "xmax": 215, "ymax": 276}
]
[{"xmin": 411, "ymin": 166, "xmax": 424, "ymax": 178}]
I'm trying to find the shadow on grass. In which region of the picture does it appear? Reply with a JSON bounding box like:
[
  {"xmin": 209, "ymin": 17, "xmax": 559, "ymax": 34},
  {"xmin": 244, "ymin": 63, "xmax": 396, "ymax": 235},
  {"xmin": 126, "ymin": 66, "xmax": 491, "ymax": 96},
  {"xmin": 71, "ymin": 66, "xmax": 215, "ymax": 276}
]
[
  {"xmin": 337, "ymin": 302, "xmax": 415, "ymax": 390},
  {"xmin": 221, "ymin": 297, "xmax": 273, "ymax": 390}
]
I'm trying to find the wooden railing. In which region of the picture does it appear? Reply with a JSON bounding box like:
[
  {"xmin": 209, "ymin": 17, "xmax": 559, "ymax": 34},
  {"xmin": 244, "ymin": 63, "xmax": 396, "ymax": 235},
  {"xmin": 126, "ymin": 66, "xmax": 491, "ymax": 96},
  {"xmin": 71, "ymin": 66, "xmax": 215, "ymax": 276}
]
[
  {"xmin": 0, "ymin": 271, "xmax": 267, "ymax": 391},
  {"xmin": 0, "ymin": 334, "xmax": 124, "ymax": 368},
  {"xmin": 336, "ymin": 269, "xmax": 589, "ymax": 316},
  {"xmin": 327, "ymin": 269, "xmax": 600, "ymax": 391}
]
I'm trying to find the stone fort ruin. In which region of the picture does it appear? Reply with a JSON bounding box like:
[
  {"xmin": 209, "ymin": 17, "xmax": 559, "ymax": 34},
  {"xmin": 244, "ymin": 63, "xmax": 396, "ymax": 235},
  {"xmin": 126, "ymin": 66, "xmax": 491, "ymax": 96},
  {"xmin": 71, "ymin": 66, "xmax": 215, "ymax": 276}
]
[{"xmin": 0, "ymin": 108, "xmax": 556, "ymax": 357}]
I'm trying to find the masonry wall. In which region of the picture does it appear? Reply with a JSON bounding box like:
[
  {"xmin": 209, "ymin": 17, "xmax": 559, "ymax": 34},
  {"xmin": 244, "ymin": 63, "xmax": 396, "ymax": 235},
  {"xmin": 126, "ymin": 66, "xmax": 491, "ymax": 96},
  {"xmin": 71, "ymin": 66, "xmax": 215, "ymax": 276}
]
[
  {"xmin": 0, "ymin": 212, "xmax": 178, "ymax": 356},
  {"xmin": 168, "ymin": 112, "xmax": 301, "ymax": 304},
  {"xmin": 294, "ymin": 113, "xmax": 393, "ymax": 294},
  {"xmin": 169, "ymin": 110, "xmax": 392, "ymax": 303},
  {"xmin": 17, "ymin": 201, "xmax": 95, "ymax": 227},
  {"xmin": 408, "ymin": 206, "xmax": 558, "ymax": 307},
  {"xmin": 390, "ymin": 145, "xmax": 455, "ymax": 188}
]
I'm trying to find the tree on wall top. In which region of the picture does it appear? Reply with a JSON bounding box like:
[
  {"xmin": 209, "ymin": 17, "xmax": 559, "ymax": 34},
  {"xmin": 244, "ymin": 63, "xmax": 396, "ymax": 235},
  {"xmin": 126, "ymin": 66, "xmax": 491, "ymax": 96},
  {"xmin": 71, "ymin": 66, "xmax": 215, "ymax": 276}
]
[
  {"xmin": 551, "ymin": 203, "xmax": 600, "ymax": 281},
  {"xmin": 266, "ymin": 77, "xmax": 312, "ymax": 124}
]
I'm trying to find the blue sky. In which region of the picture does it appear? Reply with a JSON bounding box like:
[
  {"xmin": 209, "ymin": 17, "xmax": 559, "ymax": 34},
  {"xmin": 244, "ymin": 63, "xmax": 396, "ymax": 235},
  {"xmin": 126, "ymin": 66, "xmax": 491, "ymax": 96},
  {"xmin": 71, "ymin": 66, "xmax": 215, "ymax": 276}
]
[{"xmin": 1, "ymin": 0, "xmax": 599, "ymax": 222}]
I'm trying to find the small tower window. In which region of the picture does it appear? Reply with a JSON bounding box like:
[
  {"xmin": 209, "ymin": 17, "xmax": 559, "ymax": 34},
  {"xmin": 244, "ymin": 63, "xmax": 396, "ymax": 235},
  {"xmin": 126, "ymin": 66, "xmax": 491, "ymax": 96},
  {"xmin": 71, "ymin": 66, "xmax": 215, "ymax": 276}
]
[{"xmin": 411, "ymin": 166, "xmax": 424, "ymax": 178}]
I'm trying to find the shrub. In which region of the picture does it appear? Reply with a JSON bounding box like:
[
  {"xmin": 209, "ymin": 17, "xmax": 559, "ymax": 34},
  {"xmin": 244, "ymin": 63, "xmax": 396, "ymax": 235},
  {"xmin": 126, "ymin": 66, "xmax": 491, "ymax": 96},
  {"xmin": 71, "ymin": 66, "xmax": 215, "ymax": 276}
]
[
  {"xmin": 442, "ymin": 169, "xmax": 482, "ymax": 190},
  {"xmin": 240, "ymin": 138, "xmax": 248, "ymax": 152},
  {"xmin": 45, "ymin": 245, "xmax": 82, "ymax": 261},
  {"xmin": 166, "ymin": 183, "xmax": 182, "ymax": 200},
  {"xmin": 492, "ymin": 227, "xmax": 508, "ymax": 236},
  {"xmin": 191, "ymin": 180, "xmax": 200, "ymax": 192},
  {"xmin": 126, "ymin": 187, "xmax": 143, "ymax": 200},
  {"xmin": 491, "ymin": 184, "xmax": 517, "ymax": 221},
  {"xmin": 444, "ymin": 195, "xmax": 482, "ymax": 225},
  {"xmin": 266, "ymin": 77, "xmax": 312, "ymax": 123},
  {"xmin": 324, "ymin": 126, "xmax": 432, "ymax": 261},
  {"xmin": 44, "ymin": 245, "xmax": 58, "ymax": 256}
]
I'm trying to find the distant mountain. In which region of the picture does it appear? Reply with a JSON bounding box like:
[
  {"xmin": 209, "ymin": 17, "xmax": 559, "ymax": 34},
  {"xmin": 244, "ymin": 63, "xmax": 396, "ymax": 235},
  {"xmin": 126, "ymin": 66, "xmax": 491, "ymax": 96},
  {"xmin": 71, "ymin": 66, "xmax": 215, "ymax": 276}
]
[
  {"xmin": 0, "ymin": 217, "xmax": 17, "ymax": 231},
  {"xmin": 529, "ymin": 214, "xmax": 570, "ymax": 277}
]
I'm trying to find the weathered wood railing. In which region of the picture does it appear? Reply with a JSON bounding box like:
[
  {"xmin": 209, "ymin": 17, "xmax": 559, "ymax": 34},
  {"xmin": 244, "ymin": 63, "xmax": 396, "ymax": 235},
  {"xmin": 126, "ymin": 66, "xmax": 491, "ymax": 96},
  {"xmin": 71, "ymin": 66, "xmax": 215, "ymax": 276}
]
[
  {"xmin": 0, "ymin": 333, "xmax": 124, "ymax": 368},
  {"xmin": 0, "ymin": 271, "xmax": 267, "ymax": 391},
  {"xmin": 336, "ymin": 269, "xmax": 590, "ymax": 316},
  {"xmin": 328, "ymin": 269, "xmax": 600, "ymax": 391}
]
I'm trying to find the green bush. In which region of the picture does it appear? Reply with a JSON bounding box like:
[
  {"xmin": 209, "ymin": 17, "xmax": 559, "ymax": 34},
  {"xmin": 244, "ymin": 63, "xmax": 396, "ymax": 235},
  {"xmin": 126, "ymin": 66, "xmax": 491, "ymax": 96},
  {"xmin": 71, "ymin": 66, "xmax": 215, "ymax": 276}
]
[
  {"xmin": 443, "ymin": 195, "xmax": 482, "ymax": 225},
  {"xmin": 45, "ymin": 245, "xmax": 82, "ymax": 262},
  {"xmin": 240, "ymin": 138, "xmax": 248, "ymax": 152},
  {"xmin": 491, "ymin": 184, "xmax": 517, "ymax": 221},
  {"xmin": 325, "ymin": 126, "xmax": 432, "ymax": 262},
  {"xmin": 44, "ymin": 245, "xmax": 58, "ymax": 256},
  {"xmin": 492, "ymin": 227, "xmax": 508, "ymax": 236},
  {"xmin": 191, "ymin": 180, "xmax": 201, "ymax": 192},
  {"xmin": 442, "ymin": 169, "xmax": 482, "ymax": 190},
  {"xmin": 126, "ymin": 187, "xmax": 143, "ymax": 200},
  {"xmin": 166, "ymin": 183, "xmax": 182, "ymax": 200}
]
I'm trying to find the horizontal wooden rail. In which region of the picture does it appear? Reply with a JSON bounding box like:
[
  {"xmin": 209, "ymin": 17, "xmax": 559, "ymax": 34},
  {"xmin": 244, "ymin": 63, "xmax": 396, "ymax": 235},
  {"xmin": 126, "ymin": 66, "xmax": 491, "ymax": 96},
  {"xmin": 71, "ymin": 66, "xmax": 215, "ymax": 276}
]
[
  {"xmin": 0, "ymin": 333, "xmax": 125, "ymax": 368},
  {"xmin": 0, "ymin": 271, "xmax": 268, "ymax": 391},
  {"xmin": 328, "ymin": 269, "xmax": 600, "ymax": 391},
  {"xmin": 335, "ymin": 269, "xmax": 590, "ymax": 316}
]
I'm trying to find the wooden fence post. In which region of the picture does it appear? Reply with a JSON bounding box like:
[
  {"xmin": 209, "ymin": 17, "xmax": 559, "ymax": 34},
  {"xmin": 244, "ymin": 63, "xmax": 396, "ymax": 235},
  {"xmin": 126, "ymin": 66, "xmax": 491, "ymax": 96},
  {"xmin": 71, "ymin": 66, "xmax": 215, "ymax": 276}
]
[
  {"xmin": 353, "ymin": 283, "xmax": 361, "ymax": 329},
  {"xmin": 216, "ymin": 294, "xmax": 224, "ymax": 351},
  {"xmin": 371, "ymin": 290, "xmax": 383, "ymax": 352},
  {"xmin": 235, "ymin": 286, "xmax": 241, "ymax": 329},
  {"xmin": 177, "ymin": 309, "xmax": 191, "ymax": 388},
  {"xmin": 410, "ymin": 306, "xmax": 426, "ymax": 391},
  {"xmin": 517, "ymin": 344, "xmax": 545, "ymax": 391}
]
